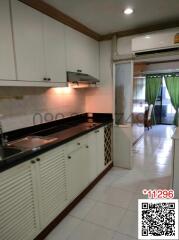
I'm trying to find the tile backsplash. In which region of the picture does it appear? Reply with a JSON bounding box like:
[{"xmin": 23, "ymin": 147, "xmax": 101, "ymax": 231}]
[{"xmin": 0, "ymin": 87, "xmax": 85, "ymax": 132}]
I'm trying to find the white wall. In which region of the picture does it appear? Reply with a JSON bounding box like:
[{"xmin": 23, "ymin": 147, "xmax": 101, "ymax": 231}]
[
  {"xmin": 85, "ymin": 40, "xmax": 113, "ymax": 113},
  {"xmin": 117, "ymin": 36, "xmax": 133, "ymax": 55}
]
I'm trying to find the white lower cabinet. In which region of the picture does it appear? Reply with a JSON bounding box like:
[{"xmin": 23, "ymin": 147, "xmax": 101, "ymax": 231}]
[
  {"xmin": 66, "ymin": 136, "xmax": 89, "ymax": 201},
  {"xmin": 87, "ymin": 128, "xmax": 105, "ymax": 181},
  {"xmin": 35, "ymin": 146, "xmax": 68, "ymax": 228},
  {"xmin": 0, "ymin": 161, "xmax": 40, "ymax": 240},
  {"xmin": 0, "ymin": 126, "xmax": 110, "ymax": 239},
  {"xmin": 0, "ymin": 145, "xmax": 68, "ymax": 240},
  {"xmin": 95, "ymin": 128, "xmax": 105, "ymax": 174},
  {"xmin": 88, "ymin": 132, "xmax": 98, "ymax": 182}
]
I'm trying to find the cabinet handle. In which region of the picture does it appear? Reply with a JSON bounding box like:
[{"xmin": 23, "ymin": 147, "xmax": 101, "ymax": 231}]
[
  {"xmin": 48, "ymin": 78, "xmax": 51, "ymax": 81},
  {"xmin": 77, "ymin": 142, "xmax": 81, "ymax": 145},
  {"xmin": 36, "ymin": 158, "xmax": 40, "ymax": 162},
  {"xmin": 68, "ymin": 156, "xmax": 71, "ymax": 159},
  {"xmin": 31, "ymin": 160, "xmax": 36, "ymax": 164},
  {"xmin": 77, "ymin": 69, "xmax": 82, "ymax": 73},
  {"xmin": 86, "ymin": 145, "xmax": 89, "ymax": 149},
  {"xmin": 43, "ymin": 77, "xmax": 47, "ymax": 81}
]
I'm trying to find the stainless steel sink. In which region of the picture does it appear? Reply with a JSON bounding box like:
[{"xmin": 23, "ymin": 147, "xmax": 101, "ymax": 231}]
[
  {"xmin": 0, "ymin": 147, "xmax": 22, "ymax": 160},
  {"xmin": 8, "ymin": 136, "xmax": 58, "ymax": 150}
]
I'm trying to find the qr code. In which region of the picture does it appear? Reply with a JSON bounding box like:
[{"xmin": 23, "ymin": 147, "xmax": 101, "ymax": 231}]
[{"xmin": 138, "ymin": 199, "xmax": 178, "ymax": 239}]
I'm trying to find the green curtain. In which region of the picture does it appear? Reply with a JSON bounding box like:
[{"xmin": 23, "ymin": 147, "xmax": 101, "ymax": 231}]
[
  {"xmin": 165, "ymin": 75, "xmax": 179, "ymax": 126},
  {"xmin": 145, "ymin": 75, "xmax": 162, "ymax": 124}
]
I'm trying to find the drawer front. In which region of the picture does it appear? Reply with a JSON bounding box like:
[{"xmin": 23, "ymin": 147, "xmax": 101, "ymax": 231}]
[{"xmin": 66, "ymin": 135, "xmax": 88, "ymax": 153}]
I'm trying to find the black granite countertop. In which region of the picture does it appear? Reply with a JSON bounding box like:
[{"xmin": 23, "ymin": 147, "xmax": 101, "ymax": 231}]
[{"xmin": 0, "ymin": 113, "xmax": 112, "ymax": 172}]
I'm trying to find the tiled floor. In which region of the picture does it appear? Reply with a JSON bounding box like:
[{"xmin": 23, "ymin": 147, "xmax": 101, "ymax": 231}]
[{"xmin": 46, "ymin": 125, "xmax": 175, "ymax": 240}]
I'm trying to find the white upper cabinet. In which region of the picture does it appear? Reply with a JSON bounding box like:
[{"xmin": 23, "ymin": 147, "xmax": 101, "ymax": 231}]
[
  {"xmin": 11, "ymin": 0, "xmax": 45, "ymax": 82},
  {"xmin": 43, "ymin": 15, "xmax": 66, "ymax": 83},
  {"xmin": 65, "ymin": 27, "xmax": 99, "ymax": 79},
  {"xmin": 0, "ymin": 0, "xmax": 16, "ymax": 80},
  {"xmin": 5, "ymin": 1, "xmax": 99, "ymax": 85},
  {"xmin": 11, "ymin": 0, "xmax": 67, "ymax": 84}
]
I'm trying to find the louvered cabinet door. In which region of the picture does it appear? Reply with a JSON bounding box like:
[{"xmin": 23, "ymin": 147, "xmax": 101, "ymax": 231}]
[
  {"xmin": 36, "ymin": 146, "xmax": 68, "ymax": 227},
  {"xmin": 0, "ymin": 161, "xmax": 40, "ymax": 240}
]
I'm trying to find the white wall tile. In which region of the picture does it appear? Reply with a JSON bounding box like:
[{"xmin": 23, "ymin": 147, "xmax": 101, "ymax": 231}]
[{"xmin": 0, "ymin": 87, "xmax": 85, "ymax": 132}]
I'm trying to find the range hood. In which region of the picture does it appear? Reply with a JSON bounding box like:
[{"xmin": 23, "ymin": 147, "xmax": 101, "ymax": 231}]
[{"xmin": 67, "ymin": 71, "xmax": 100, "ymax": 88}]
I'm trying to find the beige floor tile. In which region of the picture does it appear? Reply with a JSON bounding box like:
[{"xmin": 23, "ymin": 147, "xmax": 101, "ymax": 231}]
[
  {"xmin": 97, "ymin": 172, "xmax": 119, "ymax": 186},
  {"xmin": 112, "ymin": 232, "xmax": 137, "ymax": 240},
  {"xmin": 118, "ymin": 210, "xmax": 138, "ymax": 238},
  {"xmin": 86, "ymin": 183, "xmax": 110, "ymax": 200},
  {"xmin": 45, "ymin": 216, "xmax": 81, "ymax": 240},
  {"xmin": 128, "ymin": 193, "xmax": 147, "ymax": 212},
  {"xmin": 67, "ymin": 221, "xmax": 114, "ymax": 240},
  {"xmin": 111, "ymin": 176, "xmax": 141, "ymax": 193},
  {"xmin": 69, "ymin": 198, "xmax": 96, "ymax": 219},
  {"xmin": 100, "ymin": 186, "xmax": 134, "ymax": 208},
  {"xmin": 85, "ymin": 201, "xmax": 125, "ymax": 231}
]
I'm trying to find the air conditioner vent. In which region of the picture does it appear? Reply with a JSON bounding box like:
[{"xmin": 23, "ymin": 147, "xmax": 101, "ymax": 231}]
[{"xmin": 135, "ymin": 47, "xmax": 179, "ymax": 56}]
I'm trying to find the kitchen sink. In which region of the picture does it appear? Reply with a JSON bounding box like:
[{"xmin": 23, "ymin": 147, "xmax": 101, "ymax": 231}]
[
  {"xmin": 8, "ymin": 136, "xmax": 58, "ymax": 149},
  {"xmin": 0, "ymin": 147, "xmax": 22, "ymax": 160}
]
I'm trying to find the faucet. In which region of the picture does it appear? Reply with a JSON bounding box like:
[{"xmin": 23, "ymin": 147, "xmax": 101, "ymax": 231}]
[{"xmin": 0, "ymin": 121, "xmax": 7, "ymax": 147}]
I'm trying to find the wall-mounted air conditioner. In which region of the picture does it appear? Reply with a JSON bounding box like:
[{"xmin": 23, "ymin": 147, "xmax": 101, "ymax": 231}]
[{"xmin": 132, "ymin": 29, "xmax": 179, "ymax": 55}]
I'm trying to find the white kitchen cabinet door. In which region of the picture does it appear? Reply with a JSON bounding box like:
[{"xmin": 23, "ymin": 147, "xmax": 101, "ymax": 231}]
[
  {"xmin": 65, "ymin": 26, "xmax": 99, "ymax": 78},
  {"xmin": 0, "ymin": 161, "xmax": 40, "ymax": 240},
  {"xmin": 87, "ymin": 127, "xmax": 105, "ymax": 181},
  {"xmin": 88, "ymin": 132, "xmax": 98, "ymax": 182},
  {"xmin": 0, "ymin": 0, "xmax": 16, "ymax": 80},
  {"xmin": 96, "ymin": 128, "xmax": 105, "ymax": 174},
  {"xmin": 11, "ymin": 0, "xmax": 45, "ymax": 82},
  {"xmin": 67, "ymin": 145, "xmax": 89, "ymax": 201},
  {"xmin": 36, "ymin": 146, "xmax": 68, "ymax": 227},
  {"xmin": 43, "ymin": 15, "xmax": 66, "ymax": 83}
]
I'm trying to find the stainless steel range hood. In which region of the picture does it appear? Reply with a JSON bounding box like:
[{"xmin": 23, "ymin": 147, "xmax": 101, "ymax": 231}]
[{"xmin": 67, "ymin": 71, "xmax": 100, "ymax": 88}]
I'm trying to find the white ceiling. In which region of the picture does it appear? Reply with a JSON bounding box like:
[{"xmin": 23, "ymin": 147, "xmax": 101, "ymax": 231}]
[{"xmin": 44, "ymin": 0, "xmax": 179, "ymax": 35}]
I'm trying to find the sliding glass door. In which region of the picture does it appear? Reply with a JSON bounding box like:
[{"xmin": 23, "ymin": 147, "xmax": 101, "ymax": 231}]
[{"xmin": 155, "ymin": 77, "xmax": 176, "ymax": 125}]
